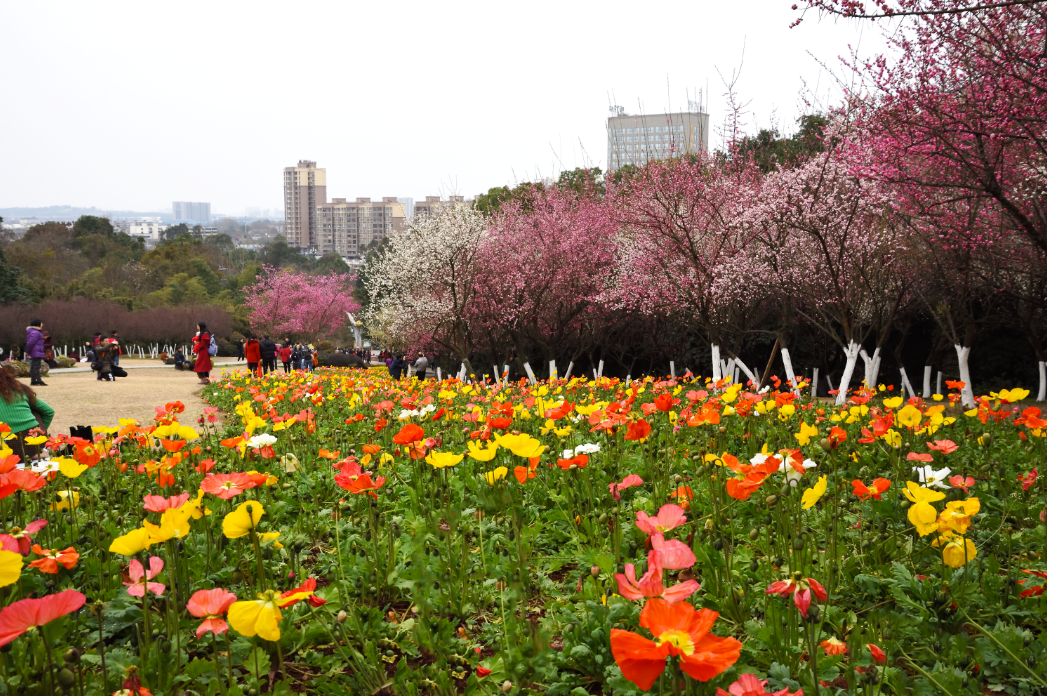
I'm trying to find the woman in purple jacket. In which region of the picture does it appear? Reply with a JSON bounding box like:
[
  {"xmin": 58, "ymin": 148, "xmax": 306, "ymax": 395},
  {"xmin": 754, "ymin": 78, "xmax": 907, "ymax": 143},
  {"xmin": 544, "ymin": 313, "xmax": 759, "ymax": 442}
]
[{"xmin": 25, "ymin": 319, "xmax": 46, "ymax": 387}]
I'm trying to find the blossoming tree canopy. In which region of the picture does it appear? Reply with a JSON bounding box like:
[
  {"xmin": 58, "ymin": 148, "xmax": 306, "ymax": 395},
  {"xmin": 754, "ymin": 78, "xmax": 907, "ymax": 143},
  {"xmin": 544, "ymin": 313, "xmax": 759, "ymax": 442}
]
[{"xmin": 243, "ymin": 266, "xmax": 360, "ymax": 342}]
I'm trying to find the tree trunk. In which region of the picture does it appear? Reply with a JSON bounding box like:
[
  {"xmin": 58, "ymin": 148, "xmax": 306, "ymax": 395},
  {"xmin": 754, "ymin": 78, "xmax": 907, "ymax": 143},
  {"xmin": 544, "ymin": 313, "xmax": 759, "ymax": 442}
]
[
  {"xmin": 899, "ymin": 367, "xmax": 916, "ymax": 398},
  {"xmin": 859, "ymin": 347, "xmax": 881, "ymax": 391},
  {"xmin": 953, "ymin": 344, "xmax": 975, "ymax": 408},
  {"xmin": 835, "ymin": 341, "xmax": 862, "ymax": 406},
  {"xmin": 780, "ymin": 346, "xmax": 799, "ymax": 396},
  {"xmin": 922, "ymin": 366, "xmax": 933, "ymax": 399},
  {"xmin": 711, "ymin": 344, "xmax": 722, "ymax": 382},
  {"xmin": 1038, "ymin": 361, "xmax": 1046, "ymax": 402},
  {"xmin": 759, "ymin": 338, "xmax": 781, "ymax": 390},
  {"xmin": 733, "ymin": 357, "xmax": 759, "ymax": 388}
]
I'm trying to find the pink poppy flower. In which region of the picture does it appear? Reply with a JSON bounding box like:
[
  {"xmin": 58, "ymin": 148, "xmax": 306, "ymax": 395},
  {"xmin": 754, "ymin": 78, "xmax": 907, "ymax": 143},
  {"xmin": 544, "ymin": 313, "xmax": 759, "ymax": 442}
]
[
  {"xmin": 926, "ymin": 440, "xmax": 958, "ymax": 454},
  {"xmin": 124, "ymin": 557, "xmax": 165, "ymax": 597},
  {"xmin": 635, "ymin": 504, "xmax": 687, "ymax": 535},
  {"xmin": 142, "ymin": 493, "xmax": 192, "ymax": 514},
  {"xmin": 906, "ymin": 452, "xmax": 933, "ymax": 463},
  {"xmin": 186, "ymin": 588, "xmax": 237, "ymax": 638},
  {"xmin": 947, "ymin": 475, "xmax": 975, "ymax": 494}
]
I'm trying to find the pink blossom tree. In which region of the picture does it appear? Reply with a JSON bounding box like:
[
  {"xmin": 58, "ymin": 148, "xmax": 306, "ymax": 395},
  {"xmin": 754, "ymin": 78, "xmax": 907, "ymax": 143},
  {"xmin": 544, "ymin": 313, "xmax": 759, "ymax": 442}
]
[{"xmin": 243, "ymin": 266, "xmax": 360, "ymax": 342}]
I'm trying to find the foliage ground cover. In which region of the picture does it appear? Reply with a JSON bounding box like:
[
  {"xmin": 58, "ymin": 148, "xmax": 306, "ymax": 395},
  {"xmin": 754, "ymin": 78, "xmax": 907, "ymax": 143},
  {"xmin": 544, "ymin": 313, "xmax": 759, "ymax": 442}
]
[{"xmin": 0, "ymin": 367, "xmax": 1045, "ymax": 695}]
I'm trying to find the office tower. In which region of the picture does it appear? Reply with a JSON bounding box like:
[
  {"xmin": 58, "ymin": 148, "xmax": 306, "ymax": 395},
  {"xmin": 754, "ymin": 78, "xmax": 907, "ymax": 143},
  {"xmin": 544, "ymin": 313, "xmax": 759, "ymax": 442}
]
[
  {"xmin": 283, "ymin": 160, "xmax": 327, "ymax": 248},
  {"xmin": 606, "ymin": 111, "xmax": 709, "ymax": 173},
  {"xmin": 172, "ymin": 201, "xmax": 212, "ymax": 221},
  {"xmin": 316, "ymin": 197, "xmax": 407, "ymax": 258}
]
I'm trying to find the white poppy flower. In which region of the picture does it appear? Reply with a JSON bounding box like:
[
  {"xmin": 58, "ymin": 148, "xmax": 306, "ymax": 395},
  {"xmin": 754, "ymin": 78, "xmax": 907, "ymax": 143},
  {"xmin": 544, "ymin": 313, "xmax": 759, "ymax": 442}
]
[
  {"xmin": 562, "ymin": 449, "xmax": 575, "ymax": 459},
  {"xmin": 247, "ymin": 433, "xmax": 278, "ymax": 448},
  {"xmin": 914, "ymin": 465, "xmax": 952, "ymax": 488},
  {"xmin": 778, "ymin": 457, "xmax": 817, "ymax": 487},
  {"xmin": 575, "ymin": 443, "xmax": 601, "ymax": 455}
]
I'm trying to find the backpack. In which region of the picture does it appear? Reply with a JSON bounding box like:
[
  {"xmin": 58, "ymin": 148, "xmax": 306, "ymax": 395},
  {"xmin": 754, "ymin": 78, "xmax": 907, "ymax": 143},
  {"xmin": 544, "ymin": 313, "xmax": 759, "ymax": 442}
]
[{"xmin": 208, "ymin": 334, "xmax": 218, "ymax": 356}]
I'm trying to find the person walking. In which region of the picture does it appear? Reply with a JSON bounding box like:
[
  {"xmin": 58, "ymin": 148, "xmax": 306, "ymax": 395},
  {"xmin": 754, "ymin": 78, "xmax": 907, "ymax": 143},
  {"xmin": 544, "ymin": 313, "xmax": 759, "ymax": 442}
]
[
  {"xmin": 279, "ymin": 342, "xmax": 292, "ymax": 373},
  {"xmin": 389, "ymin": 354, "xmax": 406, "ymax": 380},
  {"xmin": 0, "ymin": 364, "xmax": 54, "ymax": 462},
  {"xmin": 235, "ymin": 338, "xmax": 245, "ymax": 361},
  {"xmin": 245, "ymin": 335, "xmax": 261, "ymax": 376},
  {"xmin": 413, "ymin": 352, "xmax": 429, "ymax": 381},
  {"xmin": 193, "ymin": 322, "xmax": 213, "ymax": 384},
  {"xmin": 43, "ymin": 331, "xmax": 57, "ymax": 369},
  {"xmin": 299, "ymin": 344, "xmax": 312, "ymax": 372},
  {"xmin": 260, "ymin": 335, "xmax": 278, "ymax": 375},
  {"xmin": 25, "ymin": 319, "xmax": 46, "ymax": 387}
]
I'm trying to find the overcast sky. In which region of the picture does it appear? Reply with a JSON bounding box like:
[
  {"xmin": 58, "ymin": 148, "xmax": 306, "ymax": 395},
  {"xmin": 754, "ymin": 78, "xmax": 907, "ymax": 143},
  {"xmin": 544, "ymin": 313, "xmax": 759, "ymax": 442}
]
[{"xmin": 0, "ymin": 1, "xmax": 889, "ymax": 215}]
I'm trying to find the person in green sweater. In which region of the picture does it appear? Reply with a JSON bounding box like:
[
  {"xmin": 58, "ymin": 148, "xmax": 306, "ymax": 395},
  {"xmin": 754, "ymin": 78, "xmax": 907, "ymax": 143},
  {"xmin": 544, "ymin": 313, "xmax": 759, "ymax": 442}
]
[{"xmin": 0, "ymin": 364, "xmax": 54, "ymax": 462}]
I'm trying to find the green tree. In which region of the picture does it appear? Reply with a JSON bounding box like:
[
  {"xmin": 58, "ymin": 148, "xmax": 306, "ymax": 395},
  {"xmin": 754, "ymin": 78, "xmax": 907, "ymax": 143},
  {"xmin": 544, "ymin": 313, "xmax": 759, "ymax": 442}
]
[
  {"xmin": 72, "ymin": 215, "xmax": 115, "ymax": 237},
  {"xmin": 259, "ymin": 237, "xmax": 311, "ymax": 268},
  {"xmin": 189, "ymin": 258, "xmax": 222, "ymax": 295},
  {"xmin": 733, "ymin": 114, "xmax": 828, "ymax": 173},
  {"xmin": 556, "ymin": 167, "xmax": 605, "ymax": 195},
  {"xmin": 315, "ymin": 252, "xmax": 351, "ymax": 275},
  {"xmin": 205, "ymin": 233, "xmax": 235, "ymax": 251},
  {"xmin": 0, "ymin": 224, "xmax": 29, "ymax": 305}
]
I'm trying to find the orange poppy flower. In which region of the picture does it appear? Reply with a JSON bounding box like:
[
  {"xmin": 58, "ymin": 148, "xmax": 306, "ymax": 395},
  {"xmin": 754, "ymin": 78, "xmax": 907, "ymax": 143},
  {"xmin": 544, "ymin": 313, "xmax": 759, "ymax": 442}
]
[
  {"xmin": 513, "ymin": 460, "xmax": 538, "ymax": 484},
  {"xmin": 362, "ymin": 444, "xmax": 382, "ymax": 455},
  {"xmin": 75, "ymin": 443, "xmax": 103, "ymax": 467},
  {"xmin": 609, "ymin": 599, "xmax": 741, "ymax": 690},
  {"xmin": 828, "ymin": 426, "xmax": 847, "ymax": 447},
  {"xmin": 820, "ymin": 637, "xmax": 848, "ymax": 655},
  {"xmin": 28, "ymin": 545, "xmax": 79, "ymax": 574},
  {"xmin": 851, "ymin": 478, "xmax": 891, "ymax": 501},
  {"xmin": 392, "ymin": 423, "xmax": 425, "ymax": 445},
  {"xmin": 488, "ymin": 417, "xmax": 513, "ymax": 430},
  {"xmin": 160, "ymin": 439, "xmax": 187, "ymax": 453},
  {"xmin": 201, "ymin": 472, "xmax": 253, "ymax": 499},
  {"xmin": 653, "ymin": 394, "xmax": 679, "ymax": 413},
  {"xmin": 669, "ymin": 486, "xmax": 694, "ymax": 509},
  {"xmin": 0, "ymin": 470, "xmax": 47, "ymax": 493},
  {"xmin": 556, "ymin": 455, "xmax": 589, "ymax": 469},
  {"xmin": 0, "ymin": 456, "xmax": 20, "ymax": 475},
  {"xmin": 318, "ymin": 449, "xmax": 341, "ymax": 460},
  {"xmin": 624, "ymin": 419, "xmax": 652, "ymax": 442}
]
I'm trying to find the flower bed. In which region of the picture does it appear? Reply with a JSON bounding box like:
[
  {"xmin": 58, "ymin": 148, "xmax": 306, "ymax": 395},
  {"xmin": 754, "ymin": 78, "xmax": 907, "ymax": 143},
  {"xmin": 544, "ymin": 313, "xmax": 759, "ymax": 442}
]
[{"xmin": 0, "ymin": 369, "xmax": 1044, "ymax": 695}]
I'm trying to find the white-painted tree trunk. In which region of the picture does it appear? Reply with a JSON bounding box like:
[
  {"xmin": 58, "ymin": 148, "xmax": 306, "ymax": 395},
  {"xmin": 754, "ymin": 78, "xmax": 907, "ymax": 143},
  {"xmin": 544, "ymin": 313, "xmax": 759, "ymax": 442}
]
[
  {"xmin": 564, "ymin": 361, "xmax": 573, "ymax": 381},
  {"xmin": 835, "ymin": 341, "xmax": 862, "ymax": 405},
  {"xmin": 523, "ymin": 362, "xmax": 536, "ymax": 385},
  {"xmin": 626, "ymin": 375, "xmax": 631, "ymax": 386},
  {"xmin": 711, "ymin": 345, "xmax": 722, "ymax": 382},
  {"xmin": 859, "ymin": 347, "xmax": 881, "ymax": 390},
  {"xmin": 437, "ymin": 367, "xmax": 442, "ymax": 382},
  {"xmin": 953, "ymin": 344, "xmax": 976, "ymax": 408},
  {"xmin": 734, "ymin": 357, "xmax": 759, "ymax": 388},
  {"xmin": 670, "ymin": 361, "xmax": 676, "ymax": 379},
  {"xmin": 780, "ymin": 347, "xmax": 799, "ymax": 396},
  {"xmin": 922, "ymin": 366, "xmax": 932, "ymax": 398},
  {"xmin": 597, "ymin": 360, "xmax": 604, "ymax": 379},
  {"xmin": 720, "ymin": 358, "xmax": 736, "ymax": 383},
  {"xmin": 549, "ymin": 360, "xmax": 557, "ymax": 380},
  {"xmin": 811, "ymin": 367, "xmax": 819, "ymax": 399},
  {"xmin": 1038, "ymin": 362, "xmax": 1046, "ymax": 402},
  {"xmin": 899, "ymin": 367, "xmax": 916, "ymax": 399}
]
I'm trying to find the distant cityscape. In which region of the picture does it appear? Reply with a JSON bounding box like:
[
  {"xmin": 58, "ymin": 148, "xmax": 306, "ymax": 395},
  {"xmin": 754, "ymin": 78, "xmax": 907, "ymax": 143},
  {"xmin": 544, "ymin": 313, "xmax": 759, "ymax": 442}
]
[{"xmin": 2, "ymin": 108, "xmax": 708, "ymax": 261}]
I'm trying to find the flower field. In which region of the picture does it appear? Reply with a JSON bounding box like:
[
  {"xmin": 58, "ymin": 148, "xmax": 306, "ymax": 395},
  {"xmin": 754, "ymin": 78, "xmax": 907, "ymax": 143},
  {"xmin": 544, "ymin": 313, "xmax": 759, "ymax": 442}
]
[{"xmin": 1, "ymin": 367, "xmax": 1046, "ymax": 696}]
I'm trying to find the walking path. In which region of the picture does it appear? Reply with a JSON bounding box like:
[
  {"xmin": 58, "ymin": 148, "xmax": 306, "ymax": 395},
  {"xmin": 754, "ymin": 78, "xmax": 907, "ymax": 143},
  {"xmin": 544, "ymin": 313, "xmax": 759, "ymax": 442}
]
[{"xmin": 15, "ymin": 358, "xmax": 247, "ymax": 436}]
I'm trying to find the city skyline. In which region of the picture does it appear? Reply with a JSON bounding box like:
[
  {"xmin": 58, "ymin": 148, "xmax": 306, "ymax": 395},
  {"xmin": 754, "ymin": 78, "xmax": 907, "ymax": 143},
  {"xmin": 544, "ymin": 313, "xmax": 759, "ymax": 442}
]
[{"xmin": 0, "ymin": 1, "xmax": 889, "ymax": 212}]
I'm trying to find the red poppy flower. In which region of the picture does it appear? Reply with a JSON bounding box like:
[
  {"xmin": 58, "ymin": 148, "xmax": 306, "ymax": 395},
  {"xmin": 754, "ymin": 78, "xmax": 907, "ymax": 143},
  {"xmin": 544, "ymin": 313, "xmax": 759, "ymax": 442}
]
[
  {"xmin": 201, "ymin": 472, "xmax": 253, "ymax": 499},
  {"xmin": 0, "ymin": 470, "xmax": 46, "ymax": 493},
  {"xmin": 851, "ymin": 478, "xmax": 891, "ymax": 501},
  {"xmin": 828, "ymin": 426, "xmax": 847, "ymax": 447},
  {"xmin": 27, "ymin": 545, "xmax": 79, "ymax": 574},
  {"xmin": 0, "ymin": 519, "xmax": 46, "ymax": 556},
  {"xmin": 0, "ymin": 589, "xmax": 86, "ymax": 646},
  {"xmin": 609, "ymin": 599, "xmax": 742, "ymax": 690},
  {"xmin": 1019, "ymin": 569, "xmax": 1047, "ymax": 597},
  {"xmin": 867, "ymin": 643, "xmax": 886, "ymax": 663},
  {"xmin": 392, "ymin": 423, "xmax": 425, "ymax": 445},
  {"xmin": 195, "ymin": 458, "xmax": 216, "ymax": 474},
  {"xmin": 624, "ymin": 419, "xmax": 652, "ymax": 442},
  {"xmin": 926, "ymin": 439, "xmax": 958, "ymax": 454},
  {"xmin": 653, "ymin": 394, "xmax": 680, "ymax": 413},
  {"xmin": 335, "ymin": 469, "xmax": 387, "ymax": 496},
  {"xmin": 715, "ymin": 673, "xmax": 801, "ymax": 696},
  {"xmin": 187, "ymin": 588, "xmax": 237, "ymax": 639},
  {"xmin": 220, "ymin": 435, "xmax": 245, "ymax": 450},
  {"xmin": 556, "ymin": 455, "xmax": 589, "ymax": 469},
  {"xmin": 160, "ymin": 439, "xmax": 187, "ymax": 453},
  {"xmin": 0, "ymin": 456, "xmax": 20, "ymax": 475},
  {"xmin": 488, "ymin": 417, "xmax": 513, "ymax": 430},
  {"xmin": 374, "ymin": 418, "xmax": 388, "ymax": 432},
  {"xmin": 476, "ymin": 666, "xmax": 492, "ymax": 678},
  {"xmin": 280, "ymin": 576, "xmax": 327, "ymax": 607},
  {"xmin": 143, "ymin": 493, "xmax": 192, "ymax": 514},
  {"xmin": 766, "ymin": 575, "xmax": 827, "ymax": 617},
  {"xmin": 1019, "ymin": 468, "xmax": 1038, "ymax": 491},
  {"xmin": 124, "ymin": 557, "xmax": 165, "ymax": 597}
]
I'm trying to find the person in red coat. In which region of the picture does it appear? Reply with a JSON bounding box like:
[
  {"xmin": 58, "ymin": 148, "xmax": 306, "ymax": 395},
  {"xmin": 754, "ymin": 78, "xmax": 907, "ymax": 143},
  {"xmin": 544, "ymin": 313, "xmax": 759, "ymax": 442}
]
[
  {"xmin": 245, "ymin": 335, "xmax": 261, "ymax": 375},
  {"xmin": 193, "ymin": 322, "xmax": 213, "ymax": 384},
  {"xmin": 279, "ymin": 342, "xmax": 292, "ymax": 373}
]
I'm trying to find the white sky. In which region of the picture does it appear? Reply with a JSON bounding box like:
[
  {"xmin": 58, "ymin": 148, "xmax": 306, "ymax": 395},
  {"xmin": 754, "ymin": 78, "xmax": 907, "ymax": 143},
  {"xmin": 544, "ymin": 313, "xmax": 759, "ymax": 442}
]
[{"xmin": 0, "ymin": 1, "xmax": 889, "ymax": 215}]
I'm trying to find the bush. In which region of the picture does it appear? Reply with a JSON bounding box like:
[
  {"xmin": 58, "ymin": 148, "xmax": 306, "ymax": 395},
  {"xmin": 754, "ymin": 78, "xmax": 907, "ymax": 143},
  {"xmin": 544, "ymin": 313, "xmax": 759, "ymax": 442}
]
[
  {"xmin": 317, "ymin": 340, "xmax": 335, "ymax": 352},
  {"xmin": 318, "ymin": 352, "xmax": 366, "ymax": 368},
  {"xmin": 6, "ymin": 360, "xmax": 48, "ymax": 377},
  {"xmin": 216, "ymin": 338, "xmax": 235, "ymax": 357},
  {"xmin": 55, "ymin": 357, "xmax": 76, "ymax": 368}
]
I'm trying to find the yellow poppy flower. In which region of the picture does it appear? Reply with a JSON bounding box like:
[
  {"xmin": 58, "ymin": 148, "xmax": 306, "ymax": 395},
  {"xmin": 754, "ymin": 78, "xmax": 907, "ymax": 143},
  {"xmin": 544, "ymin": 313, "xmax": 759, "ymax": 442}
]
[
  {"xmin": 882, "ymin": 396, "xmax": 903, "ymax": 409},
  {"xmin": 24, "ymin": 435, "xmax": 48, "ymax": 446},
  {"xmin": 483, "ymin": 467, "xmax": 508, "ymax": 485},
  {"xmin": 466, "ymin": 441, "xmax": 499, "ymax": 462},
  {"xmin": 995, "ymin": 388, "xmax": 1029, "ymax": 403},
  {"xmin": 228, "ymin": 590, "xmax": 284, "ymax": 641},
  {"xmin": 801, "ymin": 476, "xmax": 828, "ymax": 509},
  {"xmin": 778, "ymin": 404, "xmax": 795, "ymax": 419},
  {"xmin": 259, "ymin": 532, "xmax": 283, "ymax": 548},
  {"xmin": 183, "ymin": 489, "xmax": 212, "ymax": 519},
  {"xmin": 933, "ymin": 533, "xmax": 978, "ymax": 568},
  {"xmin": 109, "ymin": 527, "xmax": 153, "ymax": 556},
  {"xmin": 493, "ymin": 433, "xmax": 546, "ymax": 458},
  {"xmin": 426, "ymin": 451, "xmax": 465, "ymax": 468},
  {"xmin": 937, "ymin": 498, "xmax": 980, "ymax": 535},
  {"xmin": 882, "ymin": 429, "xmax": 902, "ymax": 448},
  {"xmin": 0, "ymin": 550, "xmax": 23, "ymax": 588},
  {"xmin": 223, "ymin": 501, "xmax": 266, "ymax": 539},
  {"xmin": 59, "ymin": 458, "xmax": 88, "ymax": 479},
  {"xmin": 144, "ymin": 506, "xmax": 194, "ymax": 543},
  {"xmin": 896, "ymin": 405, "xmax": 922, "ymax": 429},
  {"xmin": 51, "ymin": 491, "xmax": 80, "ymax": 511},
  {"xmin": 903, "ymin": 481, "xmax": 945, "ymax": 536},
  {"xmin": 794, "ymin": 422, "xmax": 819, "ymax": 446}
]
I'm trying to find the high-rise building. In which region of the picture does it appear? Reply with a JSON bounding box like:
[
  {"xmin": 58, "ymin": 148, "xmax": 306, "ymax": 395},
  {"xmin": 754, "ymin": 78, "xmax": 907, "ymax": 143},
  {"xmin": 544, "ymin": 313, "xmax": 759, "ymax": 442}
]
[
  {"xmin": 283, "ymin": 160, "xmax": 327, "ymax": 249},
  {"xmin": 316, "ymin": 197, "xmax": 407, "ymax": 258},
  {"xmin": 606, "ymin": 111, "xmax": 709, "ymax": 172},
  {"xmin": 172, "ymin": 201, "xmax": 212, "ymax": 221},
  {"xmin": 413, "ymin": 195, "xmax": 471, "ymax": 218}
]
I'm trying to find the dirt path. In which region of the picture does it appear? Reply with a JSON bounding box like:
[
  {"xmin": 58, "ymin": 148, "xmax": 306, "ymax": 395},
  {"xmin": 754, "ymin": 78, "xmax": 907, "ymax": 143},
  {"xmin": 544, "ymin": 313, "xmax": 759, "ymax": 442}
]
[{"xmin": 16, "ymin": 360, "xmax": 242, "ymax": 434}]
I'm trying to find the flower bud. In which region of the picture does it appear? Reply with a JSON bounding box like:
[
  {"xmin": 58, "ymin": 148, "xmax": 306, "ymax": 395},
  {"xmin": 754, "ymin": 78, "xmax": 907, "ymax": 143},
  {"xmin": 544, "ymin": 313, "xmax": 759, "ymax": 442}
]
[
  {"xmin": 57, "ymin": 668, "xmax": 76, "ymax": 689},
  {"xmin": 590, "ymin": 565, "xmax": 600, "ymax": 578},
  {"xmin": 765, "ymin": 495, "xmax": 778, "ymax": 507},
  {"xmin": 502, "ymin": 680, "xmax": 513, "ymax": 693},
  {"xmin": 819, "ymin": 438, "xmax": 832, "ymax": 451}
]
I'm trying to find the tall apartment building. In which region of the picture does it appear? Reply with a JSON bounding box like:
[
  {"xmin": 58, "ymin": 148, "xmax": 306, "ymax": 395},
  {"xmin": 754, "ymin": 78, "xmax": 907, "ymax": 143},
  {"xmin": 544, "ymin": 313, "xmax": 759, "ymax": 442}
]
[
  {"xmin": 283, "ymin": 160, "xmax": 327, "ymax": 249},
  {"xmin": 606, "ymin": 111, "xmax": 709, "ymax": 172},
  {"xmin": 316, "ymin": 197, "xmax": 407, "ymax": 258},
  {"xmin": 172, "ymin": 201, "xmax": 211, "ymax": 221},
  {"xmin": 413, "ymin": 195, "xmax": 471, "ymax": 219}
]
